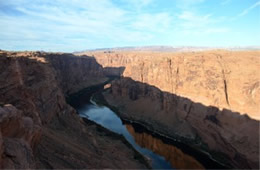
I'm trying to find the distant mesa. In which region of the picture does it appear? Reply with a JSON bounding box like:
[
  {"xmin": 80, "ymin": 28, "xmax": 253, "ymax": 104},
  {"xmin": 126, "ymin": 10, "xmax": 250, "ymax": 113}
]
[{"xmin": 75, "ymin": 45, "xmax": 260, "ymax": 53}]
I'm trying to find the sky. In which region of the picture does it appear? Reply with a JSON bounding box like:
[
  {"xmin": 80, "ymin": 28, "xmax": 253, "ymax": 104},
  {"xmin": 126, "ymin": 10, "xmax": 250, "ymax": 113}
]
[{"xmin": 0, "ymin": 0, "xmax": 259, "ymax": 52}]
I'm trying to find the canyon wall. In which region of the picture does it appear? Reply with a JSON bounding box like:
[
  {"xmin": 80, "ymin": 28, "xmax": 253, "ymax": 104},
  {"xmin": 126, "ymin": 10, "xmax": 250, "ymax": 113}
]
[
  {"xmin": 125, "ymin": 123, "xmax": 204, "ymax": 169},
  {"xmin": 89, "ymin": 50, "xmax": 260, "ymax": 120},
  {"xmin": 0, "ymin": 51, "xmax": 147, "ymax": 169},
  {"xmin": 1, "ymin": 50, "xmax": 259, "ymax": 168},
  {"xmin": 84, "ymin": 50, "xmax": 260, "ymax": 168},
  {"xmin": 46, "ymin": 53, "xmax": 107, "ymax": 95}
]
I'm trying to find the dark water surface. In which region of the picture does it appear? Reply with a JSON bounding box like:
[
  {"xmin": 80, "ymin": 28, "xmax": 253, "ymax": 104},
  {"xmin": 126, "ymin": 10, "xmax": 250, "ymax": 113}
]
[
  {"xmin": 68, "ymin": 86, "xmax": 226, "ymax": 169},
  {"xmin": 78, "ymin": 98, "xmax": 173, "ymax": 169}
]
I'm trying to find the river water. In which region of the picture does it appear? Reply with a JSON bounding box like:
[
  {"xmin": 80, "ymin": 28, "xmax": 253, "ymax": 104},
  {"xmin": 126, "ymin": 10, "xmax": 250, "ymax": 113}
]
[
  {"xmin": 68, "ymin": 86, "xmax": 225, "ymax": 169},
  {"xmin": 78, "ymin": 99, "xmax": 174, "ymax": 169},
  {"xmin": 74, "ymin": 99, "xmax": 209, "ymax": 169}
]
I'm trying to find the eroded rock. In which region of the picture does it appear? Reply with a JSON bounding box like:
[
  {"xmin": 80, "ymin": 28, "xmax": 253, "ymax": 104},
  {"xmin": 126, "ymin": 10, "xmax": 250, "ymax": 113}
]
[
  {"xmin": 0, "ymin": 104, "xmax": 37, "ymax": 168},
  {"xmin": 0, "ymin": 51, "xmax": 148, "ymax": 169}
]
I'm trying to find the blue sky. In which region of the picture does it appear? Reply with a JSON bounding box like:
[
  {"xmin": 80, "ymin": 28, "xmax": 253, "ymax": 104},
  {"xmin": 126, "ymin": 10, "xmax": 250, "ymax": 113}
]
[{"xmin": 0, "ymin": 0, "xmax": 259, "ymax": 52}]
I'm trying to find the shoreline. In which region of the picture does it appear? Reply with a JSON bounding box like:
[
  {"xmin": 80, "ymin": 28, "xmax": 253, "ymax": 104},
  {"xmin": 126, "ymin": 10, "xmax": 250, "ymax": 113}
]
[
  {"xmin": 67, "ymin": 83, "xmax": 152, "ymax": 169},
  {"xmin": 91, "ymin": 86, "xmax": 231, "ymax": 169},
  {"xmin": 67, "ymin": 82, "xmax": 231, "ymax": 169}
]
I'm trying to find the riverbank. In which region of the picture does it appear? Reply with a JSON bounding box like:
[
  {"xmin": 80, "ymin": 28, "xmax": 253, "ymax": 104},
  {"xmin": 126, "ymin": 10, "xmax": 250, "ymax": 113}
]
[
  {"xmin": 67, "ymin": 83, "xmax": 152, "ymax": 169},
  {"xmin": 0, "ymin": 51, "xmax": 152, "ymax": 169},
  {"xmin": 71, "ymin": 83, "xmax": 229, "ymax": 169},
  {"xmin": 99, "ymin": 76, "xmax": 260, "ymax": 169},
  {"xmin": 101, "ymin": 98, "xmax": 239, "ymax": 169},
  {"xmin": 34, "ymin": 108, "xmax": 150, "ymax": 169}
]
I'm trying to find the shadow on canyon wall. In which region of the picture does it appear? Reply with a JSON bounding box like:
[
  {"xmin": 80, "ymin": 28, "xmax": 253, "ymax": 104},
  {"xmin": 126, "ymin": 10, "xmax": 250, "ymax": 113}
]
[
  {"xmin": 82, "ymin": 54, "xmax": 259, "ymax": 169},
  {"xmin": 1, "ymin": 52, "xmax": 148, "ymax": 169},
  {"xmin": 59, "ymin": 53, "xmax": 259, "ymax": 169},
  {"xmin": 103, "ymin": 75, "xmax": 259, "ymax": 169},
  {"xmin": 103, "ymin": 66, "xmax": 126, "ymax": 77},
  {"xmin": 124, "ymin": 122, "xmax": 205, "ymax": 169},
  {"xmin": 0, "ymin": 51, "xmax": 258, "ymax": 169}
]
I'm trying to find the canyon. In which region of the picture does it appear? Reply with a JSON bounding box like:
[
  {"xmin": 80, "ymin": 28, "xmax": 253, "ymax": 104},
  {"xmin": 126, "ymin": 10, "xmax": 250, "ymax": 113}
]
[
  {"xmin": 0, "ymin": 50, "xmax": 259, "ymax": 169},
  {"xmin": 83, "ymin": 50, "xmax": 260, "ymax": 169},
  {"xmin": 0, "ymin": 51, "xmax": 147, "ymax": 169}
]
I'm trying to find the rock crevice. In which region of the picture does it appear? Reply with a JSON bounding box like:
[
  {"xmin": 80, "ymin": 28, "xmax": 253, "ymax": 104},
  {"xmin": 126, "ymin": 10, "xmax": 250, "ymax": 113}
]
[{"xmin": 0, "ymin": 51, "xmax": 147, "ymax": 169}]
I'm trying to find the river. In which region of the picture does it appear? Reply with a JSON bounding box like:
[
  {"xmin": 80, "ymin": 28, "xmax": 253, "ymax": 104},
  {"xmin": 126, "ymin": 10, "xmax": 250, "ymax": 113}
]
[{"xmin": 68, "ymin": 85, "xmax": 225, "ymax": 169}]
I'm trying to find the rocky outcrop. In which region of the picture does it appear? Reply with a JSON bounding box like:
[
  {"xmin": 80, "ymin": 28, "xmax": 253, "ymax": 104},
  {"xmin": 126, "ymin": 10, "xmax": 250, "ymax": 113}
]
[
  {"xmin": 125, "ymin": 123, "xmax": 204, "ymax": 169},
  {"xmin": 0, "ymin": 104, "xmax": 39, "ymax": 168},
  {"xmin": 0, "ymin": 49, "xmax": 259, "ymax": 169},
  {"xmin": 87, "ymin": 50, "xmax": 260, "ymax": 120},
  {"xmin": 34, "ymin": 108, "xmax": 148, "ymax": 169},
  {"xmin": 0, "ymin": 51, "xmax": 147, "ymax": 169},
  {"xmin": 45, "ymin": 53, "xmax": 107, "ymax": 95},
  {"xmin": 0, "ymin": 51, "xmax": 66, "ymax": 168},
  {"xmin": 82, "ymin": 50, "xmax": 260, "ymax": 169},
  {"xmin": 103, "ymin": 78, "xmax": 259, "ymax": 168}
]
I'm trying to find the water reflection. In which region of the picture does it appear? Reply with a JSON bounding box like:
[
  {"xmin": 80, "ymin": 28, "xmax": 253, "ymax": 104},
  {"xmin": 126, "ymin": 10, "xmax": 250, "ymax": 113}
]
[
  {"xmin": 69, "ymin": 86, "xmax": 226, "ymax": 169},
  {"xmin": 78, "ymin": 100, "xmax": 172, "ymax": 169},
  {"xmin": 125, "ymin": 124, "xmax": 204, "ymax": 169},
  {"xmin": 77, "ymin": 99, "xmax": 205, "ymax": 169}
]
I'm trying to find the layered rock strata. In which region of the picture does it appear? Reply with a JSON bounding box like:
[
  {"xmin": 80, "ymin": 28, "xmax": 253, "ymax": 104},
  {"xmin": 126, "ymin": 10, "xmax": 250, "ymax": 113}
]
[
  {"xmin": 88, "ymin": 50, "xmax": 260, "ymax": 120},
  {"xmin": 82, "ymin": 50, "xmax": 260, "ymax": 169},
  {"xmin": 0, "ymin": 51, "xmax": 147, "ymax": 169}
]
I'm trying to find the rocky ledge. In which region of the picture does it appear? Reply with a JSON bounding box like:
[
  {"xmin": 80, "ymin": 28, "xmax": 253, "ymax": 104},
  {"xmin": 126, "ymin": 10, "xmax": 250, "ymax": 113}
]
[
  {"xmin": 82, "ymin": 50, "xmax": 260, "ymax": 169},
  {"xmin": 0, "ymin": 51, "xmax": 148, "ymax": 169},
  {"xmin": 0, "ymin": 50, "xmax": 259, "ymax": 169}
]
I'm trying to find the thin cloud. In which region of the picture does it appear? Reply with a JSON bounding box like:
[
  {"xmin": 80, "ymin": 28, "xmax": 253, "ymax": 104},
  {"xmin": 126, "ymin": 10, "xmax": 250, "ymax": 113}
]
[
  {"xmin": 178, "ymin": 11, "xmax": 212, "ymax": 29},
  {"xmin": 129, "ymin": 0, "xmax": 153, "ymax": 8},
  {"xmin": 176, "ymin": 0, "xmax": 205, "ymax": 9},
  {"xmin": 239, "ymin": 1, "xmax": 260, "ymax": 16},
  {"xmin": 132, "ymin": 12, "xmax": 171, "ymax": 32},
  {"xmin": 205, "ymin": 28, "xmax": 230, "ymax": 34},
  {"xmin": 0, "ymin": 0, "xmax": 258, "ymax": 51},
  {"xmin": 177, "ymin": 11, "xmax": 230, "ymax": 35},
  {"xmin": 221, "ymin": 0, "xmax": 232, "ymax": 5},
  {"xmin": 0, "ymin": 0, "xmax": 167, "ymax": 51}
]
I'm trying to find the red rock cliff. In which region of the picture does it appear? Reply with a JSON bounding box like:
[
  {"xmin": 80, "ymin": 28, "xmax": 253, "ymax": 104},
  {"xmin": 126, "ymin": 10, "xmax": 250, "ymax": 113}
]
[
  {"xmin": 0, "ymin": 51, "xmax": 147, "ymax": 169},
  {"xmin": 88, "ymin": 50, "xmax": 260, "ymax": 120},
  {"xmin": 83, "ymin": 50, "xmax": 260, "ymax": 169}
]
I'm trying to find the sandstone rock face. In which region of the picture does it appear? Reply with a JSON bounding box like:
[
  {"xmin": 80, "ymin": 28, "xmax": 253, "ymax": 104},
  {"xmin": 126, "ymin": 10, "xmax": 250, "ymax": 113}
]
[
  {"xmin": 104, "ymin": 78, "xmax": 259, "ymax": 168},
  {"xmin": 88, "ymin": 50, "xmax": 260, "ymax": 120},
  {"xmin": 0, "ymin": 52, "xmax": 66, "ymax": 125},
  {"xmin": 125, "ymin": 123, "xmax": 204, "ymax": 169},
  {"xmin": 82, "ymin": 50, "xmax": 260, "ymax": 168},
  {"xmin": 0, "ymin": 51, "xmax": 105, "ymax": 126},
  {"xmin": 0, "ymin": 51, "xmax": 147, "ymax": 169},
  {"xmin": 0, "ymin": 49, "xmax": 258, "ymax": 168},
  {"xmin": 34, "ymin": 112, "xmax": 148, "ymax": 169},
  {"xmin": 0, "ymin": 104, "xmax": 37, "ymax": 168},
  {"xmin": 46, "ymin": 54, "xmax": 107, "ymax": 95}
]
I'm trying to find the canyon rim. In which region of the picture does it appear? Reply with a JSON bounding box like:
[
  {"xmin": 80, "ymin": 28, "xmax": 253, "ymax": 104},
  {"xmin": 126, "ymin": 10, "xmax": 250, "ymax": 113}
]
[
  {"xmin": 0, "ymin": 0, "xmax": 260, "ymax": 169},
  {"xmin": 0, "ymin": 50, "xmax": 259, "ymax": 169}
]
